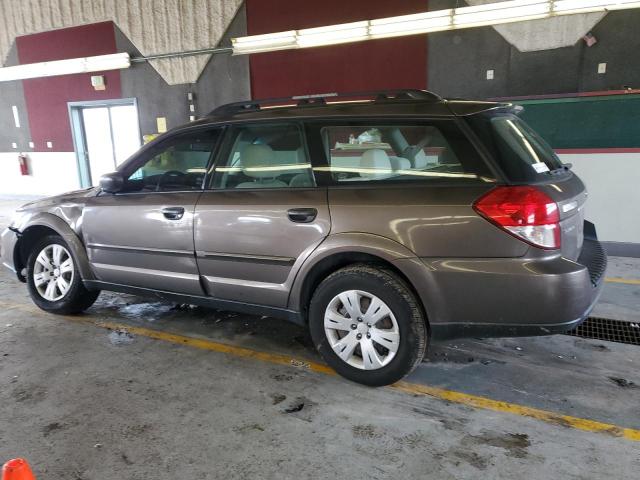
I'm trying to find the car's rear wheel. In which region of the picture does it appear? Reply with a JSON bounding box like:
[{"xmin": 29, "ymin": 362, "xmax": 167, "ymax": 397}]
[
  {"xmin": 26, "ymin": 234, "xmax": 100, "ymax": 314},
  {"xmin": 309, "ymin": 264, "xmax": 428, "ymax": 386}
]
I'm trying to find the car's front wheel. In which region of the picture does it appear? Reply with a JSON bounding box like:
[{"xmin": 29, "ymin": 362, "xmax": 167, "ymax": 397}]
[
  {"xmin": 26, "ymin": 234, "xmax": 100, "ymax": 314},
  {"xmin": 309, "ymin": 264, "xmax": 428, "ymax": 386}
]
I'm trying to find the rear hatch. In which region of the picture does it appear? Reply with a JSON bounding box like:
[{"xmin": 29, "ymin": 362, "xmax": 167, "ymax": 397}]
[{"xmin": 466, "ymin": 110, "xmax": 587, "ymax": 260}]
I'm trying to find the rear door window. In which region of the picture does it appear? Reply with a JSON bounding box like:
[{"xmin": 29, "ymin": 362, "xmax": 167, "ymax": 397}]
[
  {"xmin": 467, "ymin": 113, "xmax": 565, "ymax": 181},
  {"xmin": 211, "ymin": 123, "xmax": 315, "ymax": 189},
  {"xmin": 317, "ymin": 122, "xmax": 495, "ymax": 184}
]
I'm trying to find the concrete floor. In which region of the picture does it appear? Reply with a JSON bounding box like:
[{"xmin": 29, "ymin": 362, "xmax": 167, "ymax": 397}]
[
  {"xmin": 591, "ymin": 256, "xmax": 640, "ymax": 322},
  {"xmin": 1, "ymin": 196, "xmax": 639, "ymax": 479}
]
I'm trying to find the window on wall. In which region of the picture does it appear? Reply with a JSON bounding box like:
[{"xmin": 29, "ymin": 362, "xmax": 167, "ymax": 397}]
[
  {"xmin": 212, "ymin": 123, "xmax": 315, "ymax": 189},
  {"xmin": 319, "ymin": 123, "xmax": 495, "ymax": 183},
  {"xmin": 124, "ymin": 129, "xmax": 221, "ymax": 192}
]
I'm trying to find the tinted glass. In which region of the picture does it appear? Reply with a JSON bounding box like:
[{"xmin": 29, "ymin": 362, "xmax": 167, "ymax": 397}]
[
  {"xmin": 212, "ymin": 123, "xmax": 314, "ymax": 189},
  {"xmin": 467, "ymin": 113, "xmax": 564, "ymax": 181},
  {"xmin": 125, "ymin": 130, "xmax": 220, "ymax": 192},
  {"xmin": 319, "ymin": 123, "xmax": 494, "ymax": 184}
]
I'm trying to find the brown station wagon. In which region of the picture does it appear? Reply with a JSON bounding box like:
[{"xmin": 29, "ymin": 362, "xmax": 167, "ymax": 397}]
[{"xmin": 1, "ymin": 90, "xmax": 607, "ymax": 386}]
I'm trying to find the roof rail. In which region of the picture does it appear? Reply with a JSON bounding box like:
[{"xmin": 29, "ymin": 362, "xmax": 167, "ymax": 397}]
[{"xmin": 208, "ymin": 89, "xmax": 441, "ymax": 117}]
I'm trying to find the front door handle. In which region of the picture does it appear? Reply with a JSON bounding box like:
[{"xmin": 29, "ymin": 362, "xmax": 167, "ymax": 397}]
[
  {"xmin": 288, "ymin": 208, "xmax": 317, "ymax": 223},
  {"xmin": 161, "ymin": 207, "xmax": 185, "ymax": 220}
]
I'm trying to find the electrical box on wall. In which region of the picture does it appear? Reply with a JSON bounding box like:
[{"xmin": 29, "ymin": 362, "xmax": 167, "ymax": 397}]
[
  {"xmin": 156, "ymin": 117, "xmax": 167, "ymax": 133},
  {"xmin": 187, "ymin": 92, "xmax": 197, "ymax": 121},
  {"xmin": 91, "ymin": 75, "xmax": 106, "ymax": 91}
]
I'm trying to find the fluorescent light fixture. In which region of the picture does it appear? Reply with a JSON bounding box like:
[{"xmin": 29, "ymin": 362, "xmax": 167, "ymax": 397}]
[
  {"xmin": 553, "ymin": 0, "xmax": 640, "ymax": 14},
  {"xmin": 369, "ymin": 10, "xmax": 454, "ymax": 38},
  {"xmin": 454, "ymin": 0, "xmax": 551, "ymax": 28},
  {"xmin": 231, "ymin": 30, "xmax": 297, "ymax": 54},
  {"xmin": 297, "ymin": 21, "xmax": 369, "ymax": 48},
  {"xmin": 232, "ymin": 0, "xmax": 640, "ymax": 55},
  {"xmin": 0, "ymin": 52, "xmax": 130, "ymax": 82}
]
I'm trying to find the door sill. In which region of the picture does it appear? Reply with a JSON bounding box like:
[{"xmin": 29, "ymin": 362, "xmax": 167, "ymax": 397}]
[{"xmin": 83, "ymin": 280, "xmax": 304, "ymax": 326}]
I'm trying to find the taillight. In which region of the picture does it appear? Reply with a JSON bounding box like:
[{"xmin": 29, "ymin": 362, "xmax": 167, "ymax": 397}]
[{"xmin": 473, "ymin": 186, "xmax": 561, "ymax": 250}]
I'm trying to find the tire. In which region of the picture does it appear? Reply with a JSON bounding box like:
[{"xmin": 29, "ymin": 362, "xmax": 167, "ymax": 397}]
[
  {"xmin": 309, "ymin": 264, "xmax": 428, "ymax": 387},
  {"xmin": 26, "ymin": 234, "xmax": 100, "ymax": 314}
]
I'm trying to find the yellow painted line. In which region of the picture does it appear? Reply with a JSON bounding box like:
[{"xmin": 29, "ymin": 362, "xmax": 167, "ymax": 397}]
[
  {"xmin": 392, "ymin": 381, "xmax": 640, "ymax": 442},
  {"xmin": 96, "ymin": 320, "xmax": 337, "ymax": 377},
  {"xmin": 0, "ymin": 301, "xmax": 336, "ymax": 378},
  {"xmin": 2, "ymin": 300, "xmax": 640, "ymax": 443},
  {"xmin": 605, "ymin": 277, "xmax": 640, "ymax": 286}
]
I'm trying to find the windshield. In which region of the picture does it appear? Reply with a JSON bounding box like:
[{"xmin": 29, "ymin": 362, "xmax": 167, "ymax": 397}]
[{"xmin": 468, "ymin": 113, "xmax": 564, "ymax": 181}]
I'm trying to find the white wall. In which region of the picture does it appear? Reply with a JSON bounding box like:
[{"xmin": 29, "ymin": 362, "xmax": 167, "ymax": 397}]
[
  {"xmin": 560, "ymin": 152, "xmax": 640, "ymax": 244},
  {"xmin": 0, "ymin": 151, "xmax": 80, "ymax": 196}
]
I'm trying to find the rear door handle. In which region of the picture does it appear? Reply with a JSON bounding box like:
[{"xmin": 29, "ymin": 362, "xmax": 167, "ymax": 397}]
[
  {"xmin": 287, "ymin": 208, "xmax": 317, "ymax": 223},
  {"xmin": 161, "ymin": 207, "xmax": 185, "ymax": 220}
]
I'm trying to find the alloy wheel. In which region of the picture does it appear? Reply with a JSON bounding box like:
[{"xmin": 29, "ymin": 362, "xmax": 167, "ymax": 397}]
[{"xmin": 324, "ymin": 290, "xmax": 400, "ymax": 370}]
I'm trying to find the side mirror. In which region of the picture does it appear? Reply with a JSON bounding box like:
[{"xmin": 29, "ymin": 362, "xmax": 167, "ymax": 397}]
[{"xmin": 99, "ymin": 172, "xmax": 125, "ymax": 193}]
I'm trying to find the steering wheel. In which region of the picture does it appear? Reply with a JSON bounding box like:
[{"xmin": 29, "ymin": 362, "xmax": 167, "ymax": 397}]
[{"xmin": 156, "ymin": 170, "xmax": 186, "ymax": 191}]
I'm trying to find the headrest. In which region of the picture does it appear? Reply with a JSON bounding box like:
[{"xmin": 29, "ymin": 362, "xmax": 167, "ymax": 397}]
[
  {"xmin": 296, "ymin": 146, "xmax": 306, "ymax": 163},
  {"xmin": 241, "ymin": 144, "xmax": 276, "ymax": 178},
  {"xmin": 360, "ymin": 149, "xmax": 392, "ymax": 179},
  {"xmin": 389, "ymin": 156, "xmax": 411, "ymax": 171}
]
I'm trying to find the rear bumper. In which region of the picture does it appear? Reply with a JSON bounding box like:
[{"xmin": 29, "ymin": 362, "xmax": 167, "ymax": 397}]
[{"xmin": 396, "ymin": 223, "xmax": 607, "ymax": 340}]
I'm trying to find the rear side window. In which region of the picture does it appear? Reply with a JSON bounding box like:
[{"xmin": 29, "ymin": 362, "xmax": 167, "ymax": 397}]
[
  {"xmin": 211, "ymin": 123, "xmax": 314, "ymax": 189},
  {"xmin": 319, "ymin": 123, "xmax": 495, "ymax": 184},
  {"xmin": 467, "ymin": 113, "xmax": 564, "ymax": 182}
]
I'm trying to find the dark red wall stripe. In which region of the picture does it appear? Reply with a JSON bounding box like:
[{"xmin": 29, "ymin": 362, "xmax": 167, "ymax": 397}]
[
  {"xmin": 17, "ymin": 21, "xmax": 122, "ymax": 152},
  {"xmin": 246, "ymin": 0, "xmax": 429, "ymax": 99}
]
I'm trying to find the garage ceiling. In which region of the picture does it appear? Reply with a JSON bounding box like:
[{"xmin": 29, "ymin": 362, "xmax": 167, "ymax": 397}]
[
  {"xmin": 465, "ymin": 0, "xmax": 606, "ymax": 51},
  {"xmin": 0, "ymin": 0, "xmax": 242, "ymax": 85}
]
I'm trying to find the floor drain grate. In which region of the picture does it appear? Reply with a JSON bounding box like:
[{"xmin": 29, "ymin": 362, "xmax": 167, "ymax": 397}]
[{"xmin": 567, "ymin": 317, "xmax": 640, "ymax": 346}]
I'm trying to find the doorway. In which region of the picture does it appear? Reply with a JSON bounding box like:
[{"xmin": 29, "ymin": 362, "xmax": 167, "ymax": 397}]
[{"xmin": 69, "ymin": 99, "xmax": 141, "ymax": 187}]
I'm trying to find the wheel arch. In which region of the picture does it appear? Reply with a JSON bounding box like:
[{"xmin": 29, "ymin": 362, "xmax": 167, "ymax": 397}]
[
  {"xmin": 15, "ymin": 213, "xmax": 95, "ymax": 281},
  {"xmin": 289, "ymin": 233, "xmax": 431, "ymax": 331}
]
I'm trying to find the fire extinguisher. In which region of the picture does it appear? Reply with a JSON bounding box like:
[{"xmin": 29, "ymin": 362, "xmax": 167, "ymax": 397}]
[{"xmin": 18, "ymin": 153, "xmax": 29, "ymax": 176}]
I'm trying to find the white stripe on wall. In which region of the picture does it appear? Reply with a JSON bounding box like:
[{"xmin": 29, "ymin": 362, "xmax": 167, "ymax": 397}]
[
  {"xmin": 0, "ymin": 152, "xmax": 79, "ymax": 196},
  {"xmin": 559, "ymin": 152, "xmax": 640, "ymax": 244}
]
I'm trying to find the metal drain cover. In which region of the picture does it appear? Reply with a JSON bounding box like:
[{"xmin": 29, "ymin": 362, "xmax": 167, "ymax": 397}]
[{"xmin": 567, "ymin": 317, "xmax": 640, "ymax": 346}]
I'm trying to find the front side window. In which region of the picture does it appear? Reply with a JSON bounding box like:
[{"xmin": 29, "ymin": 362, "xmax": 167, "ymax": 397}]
[
  {"xmin": 320, "ymin": 123, "xmax": 494, "ymax": 184},
  {"xmin": 211, "ymin": 123, "xmax": 314, "ymax": 189},
  {"xmin": 124, "ymin": 129, "xmax": 220, "ymax": 192}
]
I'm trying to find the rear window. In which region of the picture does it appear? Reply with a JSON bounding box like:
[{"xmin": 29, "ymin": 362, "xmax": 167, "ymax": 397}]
[
  {"xmin": 319, "ymin": 123, "xmax": 495, "ymax": 184},
  {"xmin": 468, "ymin": 113, "xmax": 565, "ymax": 182}
]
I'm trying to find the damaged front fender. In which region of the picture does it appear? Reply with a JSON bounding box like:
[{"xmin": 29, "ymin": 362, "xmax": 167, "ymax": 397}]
[{"xmin": 7, "ymin": 212, "xmax": 95, "ymax": 282}]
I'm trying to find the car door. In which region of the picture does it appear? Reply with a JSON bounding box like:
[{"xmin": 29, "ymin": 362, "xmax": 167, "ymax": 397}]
[
  {"xmin": 82, "ymin": 127, "xmax": 223, "ymax": 295},
  {"xmin": 194, "ymin": 122, "xmax": 330, "ymax": 308}
]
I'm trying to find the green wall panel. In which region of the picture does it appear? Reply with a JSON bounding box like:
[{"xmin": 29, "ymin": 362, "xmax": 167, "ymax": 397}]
[{"xmin": 516, "ymin": 94, "xmax": 640, "ymax": 149}]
